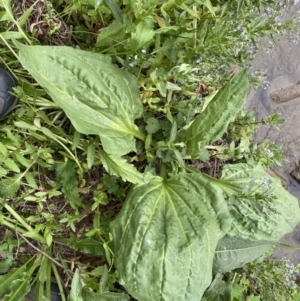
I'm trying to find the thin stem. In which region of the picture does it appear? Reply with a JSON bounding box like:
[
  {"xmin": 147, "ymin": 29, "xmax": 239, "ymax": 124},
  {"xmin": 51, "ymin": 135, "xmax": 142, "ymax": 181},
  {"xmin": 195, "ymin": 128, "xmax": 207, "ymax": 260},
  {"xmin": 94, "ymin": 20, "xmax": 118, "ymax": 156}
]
[
  {"xmin": 0, "ymin": 34, "xmax": 19, "ymax": 59},
  {"xmin": 46, "ymin": 252, "xmax": 52, "ymax": 300},
  {"xmin": 160, "ymin": 163, "xmax": 167, "ymax": 179},
  {"xmin": 40, "ymin": 130, "xmax": 83, "ymax": 174},
  {"xmin": 3, "ymin": 203, "xmax": 33, "ymax": 232},
  {"xmin": 3, "ymin": 1, "xmax": 32, "ymax": 45},
  {"xmin": 134, "ymin": 129, "xmax": 146, "ymax": 142},
  {"xmin": 52, "ymin": 263, "xmax": 67, "ymax": 301},
  {"xmin": 19, "ymin": 233, "xmax": 73, "ymax": 275},
  {"xmin": 276, "ymin": 243, "xmax": 300, "ymax": 250},
  {"xmin": 193, "ymin": 5, "xmax": 197, "ymax": 49},
  {"xmin": 1, "ymin": 218, "xmax": 30, "ymax": 235},
  {"xmin": 1, "ymin": 158, "xmax": 41, "ymax": 236}
]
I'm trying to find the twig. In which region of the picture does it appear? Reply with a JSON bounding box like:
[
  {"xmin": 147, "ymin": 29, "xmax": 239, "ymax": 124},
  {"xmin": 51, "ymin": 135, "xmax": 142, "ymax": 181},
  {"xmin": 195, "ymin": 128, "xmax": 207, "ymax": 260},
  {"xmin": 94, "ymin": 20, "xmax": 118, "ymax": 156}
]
[
  {"xmin": 18, "ymin": 233, "xmax": 73, "ymax": 275},
  {"xmin": 232, "ymin": 272, "xmax": 237, "ymax": 284},
  {"xmin": 213, "ymin": 157, "xmax": 217, "ymax": 178}
]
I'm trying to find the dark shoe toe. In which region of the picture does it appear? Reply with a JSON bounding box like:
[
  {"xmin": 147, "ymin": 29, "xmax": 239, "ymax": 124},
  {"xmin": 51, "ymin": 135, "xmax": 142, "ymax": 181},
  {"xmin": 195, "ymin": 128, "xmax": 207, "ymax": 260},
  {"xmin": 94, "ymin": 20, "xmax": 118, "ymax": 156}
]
[{"xmin": 0, "ymin": 67, "xmax": 18, "ymax": 118}]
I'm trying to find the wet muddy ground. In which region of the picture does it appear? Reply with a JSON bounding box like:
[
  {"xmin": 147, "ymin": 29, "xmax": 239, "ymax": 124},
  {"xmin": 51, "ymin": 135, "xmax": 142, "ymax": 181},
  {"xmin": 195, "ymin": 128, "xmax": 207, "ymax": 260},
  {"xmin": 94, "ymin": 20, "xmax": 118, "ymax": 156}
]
[{"xmin": 246, "ymin": 2, "xmax": 300, "ymax": 263}]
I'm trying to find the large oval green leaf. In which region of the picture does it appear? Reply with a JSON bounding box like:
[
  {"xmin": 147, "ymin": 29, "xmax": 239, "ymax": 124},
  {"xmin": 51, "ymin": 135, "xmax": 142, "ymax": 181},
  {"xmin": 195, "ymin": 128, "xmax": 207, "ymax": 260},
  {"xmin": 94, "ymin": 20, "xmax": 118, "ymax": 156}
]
[
  {"xmin": 17, "ymin": 43, "xmax": 144, "ymax": 156},
  {"xmin": 110, "ymin": 173, "xmax": 231, "ymax": 301},
  {"xmin": 213, "ymin": 235, "xmax": 275, "ymax": 274},
  {"xmin": 186, "ymin": 70, "xmax": 248, "ymax": 158},
  {"xmin": 219, "ymin": 163, "xmax": 300, "ymax": 241}
]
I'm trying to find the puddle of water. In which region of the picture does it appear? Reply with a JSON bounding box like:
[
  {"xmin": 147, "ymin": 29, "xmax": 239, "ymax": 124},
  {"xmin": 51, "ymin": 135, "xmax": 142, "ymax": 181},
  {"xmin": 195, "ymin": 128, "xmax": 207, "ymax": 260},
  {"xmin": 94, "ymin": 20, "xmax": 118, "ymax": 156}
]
[{"xmin": 246, "ymin": 2, "xmax": 300, "ymax": 263}]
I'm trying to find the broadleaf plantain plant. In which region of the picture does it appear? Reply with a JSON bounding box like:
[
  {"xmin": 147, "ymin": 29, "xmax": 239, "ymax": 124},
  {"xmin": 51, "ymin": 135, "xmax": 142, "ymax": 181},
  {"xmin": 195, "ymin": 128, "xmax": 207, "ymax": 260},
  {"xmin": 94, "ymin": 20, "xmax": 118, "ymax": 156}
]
[{"xmin": 16, "ymin": 43, "xmax": 300, "ymax": 301}]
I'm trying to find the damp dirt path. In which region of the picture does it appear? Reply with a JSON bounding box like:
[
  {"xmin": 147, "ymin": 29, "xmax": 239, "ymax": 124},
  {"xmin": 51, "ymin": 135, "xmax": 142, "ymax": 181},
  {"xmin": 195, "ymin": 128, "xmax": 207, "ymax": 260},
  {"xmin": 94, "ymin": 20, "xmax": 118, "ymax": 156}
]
[{"xmin": 246, "ymin": 2, "xmax": 300, "ymax": 263}]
